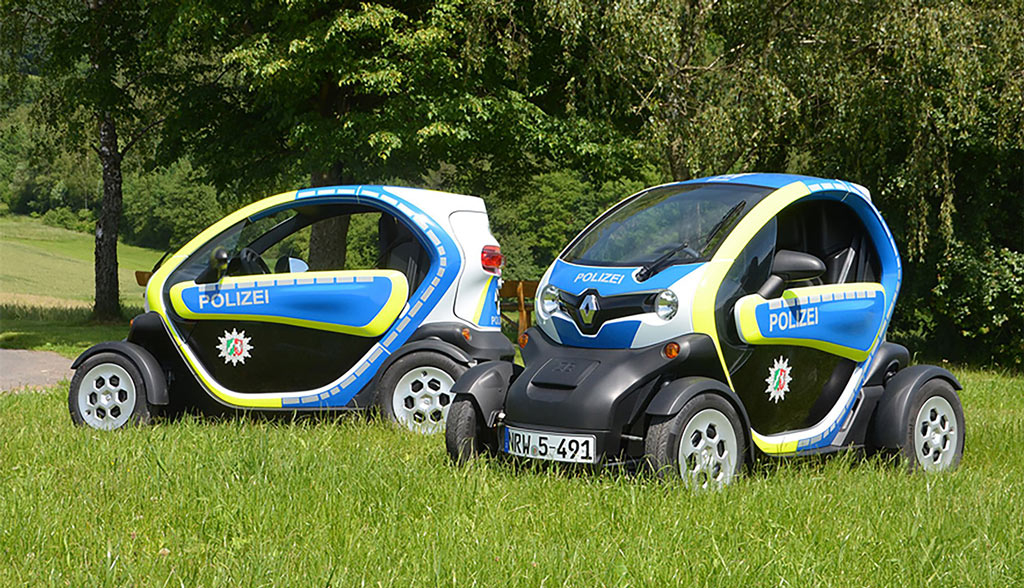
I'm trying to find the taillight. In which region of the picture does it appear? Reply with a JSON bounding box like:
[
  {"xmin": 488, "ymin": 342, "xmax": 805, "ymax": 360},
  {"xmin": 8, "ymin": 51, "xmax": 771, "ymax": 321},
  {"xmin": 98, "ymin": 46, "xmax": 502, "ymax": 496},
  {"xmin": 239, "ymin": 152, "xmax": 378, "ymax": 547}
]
[{"xmin": 481, "ymin": 245, "xmax": 504, "ymax": 275}]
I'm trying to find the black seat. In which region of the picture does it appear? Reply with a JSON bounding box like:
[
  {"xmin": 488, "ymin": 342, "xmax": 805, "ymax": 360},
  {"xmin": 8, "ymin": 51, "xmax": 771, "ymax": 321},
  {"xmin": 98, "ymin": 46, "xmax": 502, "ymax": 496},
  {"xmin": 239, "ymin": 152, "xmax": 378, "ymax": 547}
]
[{"xmin": 378, "ymin": 215, "xmax": 428, "ymax": 288}]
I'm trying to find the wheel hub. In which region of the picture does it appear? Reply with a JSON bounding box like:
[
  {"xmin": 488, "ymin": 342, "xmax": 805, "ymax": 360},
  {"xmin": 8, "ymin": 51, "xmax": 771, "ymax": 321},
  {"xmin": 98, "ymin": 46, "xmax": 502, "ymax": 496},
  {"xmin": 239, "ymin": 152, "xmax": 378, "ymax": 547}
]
[
  {"xmin": 77, "ymin": 363, "xmax": 136, "ymax": 430},
  {"xmin": 913, "ymin": 396, "xmax": 958, "ymax": 471},
  {"xmin": 391, "ymin": 366, "xmax": 455, "ymax": 434},
  {"xmin": 678, "ymin": 408, "xmax": 737, "ymax": 489}
]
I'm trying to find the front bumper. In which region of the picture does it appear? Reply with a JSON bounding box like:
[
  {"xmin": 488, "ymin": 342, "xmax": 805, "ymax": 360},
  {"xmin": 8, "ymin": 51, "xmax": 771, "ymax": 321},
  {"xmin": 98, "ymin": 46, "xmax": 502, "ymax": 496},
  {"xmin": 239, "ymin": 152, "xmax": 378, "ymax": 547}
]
[{"xmin": 501, "ymin": 327, "xmax": 722, "ymax": 460}]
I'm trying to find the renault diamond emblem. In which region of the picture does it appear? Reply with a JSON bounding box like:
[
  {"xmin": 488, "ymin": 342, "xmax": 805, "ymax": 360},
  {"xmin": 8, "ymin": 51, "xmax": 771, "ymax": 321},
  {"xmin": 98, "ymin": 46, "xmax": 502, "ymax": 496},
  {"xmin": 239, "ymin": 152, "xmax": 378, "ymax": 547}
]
[{"xmin": 579, "ymin": 294, "xmax": 599, "ymax": 325}]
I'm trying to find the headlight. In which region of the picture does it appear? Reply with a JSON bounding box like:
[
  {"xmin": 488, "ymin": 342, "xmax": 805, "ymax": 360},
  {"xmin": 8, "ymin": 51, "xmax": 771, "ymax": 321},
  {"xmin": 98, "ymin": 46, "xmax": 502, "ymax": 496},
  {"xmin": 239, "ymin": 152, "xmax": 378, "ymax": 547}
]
[
  {"xmin": 655, "ymin": 289, "xmax": 678, "ymax": 320},
  {"xmin": 539, "ymin": 284, "xmax": 561, "ymax": 318}
]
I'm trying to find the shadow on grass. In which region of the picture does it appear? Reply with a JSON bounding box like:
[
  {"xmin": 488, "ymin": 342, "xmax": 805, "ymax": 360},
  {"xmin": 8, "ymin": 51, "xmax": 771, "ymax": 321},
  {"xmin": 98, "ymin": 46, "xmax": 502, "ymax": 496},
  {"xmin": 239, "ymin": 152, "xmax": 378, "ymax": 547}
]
[{"xmin": 0, "ymin": 303, "xmax": 145, "ymax": 358}]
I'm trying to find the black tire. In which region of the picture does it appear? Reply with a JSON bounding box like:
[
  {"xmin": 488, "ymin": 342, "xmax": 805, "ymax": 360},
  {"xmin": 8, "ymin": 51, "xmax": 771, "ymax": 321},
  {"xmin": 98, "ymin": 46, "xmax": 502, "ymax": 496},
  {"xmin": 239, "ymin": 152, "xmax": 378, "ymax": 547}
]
[
  {"xmin": 900, "ymin": 378, "xmax": 965, "ymax": 472},
  {"xmin": 645, "ymin": 393, "xmax": 746, "ymax": 489},
  {"xmin": 445, "ymin": 396, "xmax": 489, "ymax": 464},
  {"xmin": 376, "ymin": 351, "xmax": 467, "ymax": 433},
  {"xmin": 69, "ymin": 352, "xmax": 152, "ymax": 430}
]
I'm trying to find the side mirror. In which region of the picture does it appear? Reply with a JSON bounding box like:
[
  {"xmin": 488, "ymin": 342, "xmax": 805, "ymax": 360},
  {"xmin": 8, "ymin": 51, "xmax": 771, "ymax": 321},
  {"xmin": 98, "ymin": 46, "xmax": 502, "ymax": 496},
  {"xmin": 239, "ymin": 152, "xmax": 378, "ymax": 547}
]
[
  {"xmin": 757, "ymin": 250, "xmax": 825, "ymax": 298},
  {"xmin": 196, "ymin": 247, "xmax": 230, "ymax": 284}
]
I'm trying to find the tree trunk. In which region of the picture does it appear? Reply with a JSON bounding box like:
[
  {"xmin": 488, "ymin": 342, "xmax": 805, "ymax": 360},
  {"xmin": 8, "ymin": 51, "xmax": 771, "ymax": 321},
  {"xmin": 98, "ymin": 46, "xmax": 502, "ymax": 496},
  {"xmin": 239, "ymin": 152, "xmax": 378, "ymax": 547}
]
[
  {"xmin": 307, "ymin": 165, "xmax": 352, "ymax": 271},
  {"xmin": 94, "ymin": 113, "xmax": 123, "ymax": 320}
]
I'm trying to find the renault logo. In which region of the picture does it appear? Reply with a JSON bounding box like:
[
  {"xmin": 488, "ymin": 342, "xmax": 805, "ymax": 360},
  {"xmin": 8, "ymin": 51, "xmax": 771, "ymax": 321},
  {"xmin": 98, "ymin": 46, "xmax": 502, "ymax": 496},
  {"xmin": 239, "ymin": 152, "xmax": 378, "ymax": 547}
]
[{"xmin": 579, "ymin": 294, "xmax": 599, "ymax": 325}]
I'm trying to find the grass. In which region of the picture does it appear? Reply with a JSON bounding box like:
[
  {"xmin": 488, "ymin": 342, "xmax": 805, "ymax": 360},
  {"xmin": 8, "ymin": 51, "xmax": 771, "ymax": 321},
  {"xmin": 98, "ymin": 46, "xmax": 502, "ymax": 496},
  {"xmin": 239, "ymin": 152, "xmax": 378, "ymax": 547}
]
[
  {"xmin": 0, "ymin": 215, "xmax": 162, "ymax": 307},
  {"xmin": 0, "ymin": 304, "xmax": 136, "ymax": 359},
  {"xmin": 1, "ymin": 370, "xmax": 1023, "ymax": 586},
  {"xmin": 3, "ymin": 212, "xmax": 1024, "ymax": 584}
]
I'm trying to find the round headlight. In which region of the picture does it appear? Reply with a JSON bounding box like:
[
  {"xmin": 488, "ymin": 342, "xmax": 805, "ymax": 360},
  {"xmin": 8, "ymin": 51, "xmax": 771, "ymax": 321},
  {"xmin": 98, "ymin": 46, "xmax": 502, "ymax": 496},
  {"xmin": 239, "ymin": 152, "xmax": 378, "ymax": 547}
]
[
  {"xmin": 655, "ymin": 289, "xmax": 678, "ymax": 320},
  {"xmin": 539, "ymin": 284, "xmax": 561, "ymax": 317}
]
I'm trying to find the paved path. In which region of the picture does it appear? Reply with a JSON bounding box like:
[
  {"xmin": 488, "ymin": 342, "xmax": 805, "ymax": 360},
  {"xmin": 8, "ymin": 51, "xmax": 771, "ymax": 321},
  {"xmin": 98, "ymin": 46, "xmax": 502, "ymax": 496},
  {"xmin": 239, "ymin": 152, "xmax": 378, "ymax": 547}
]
[{"xmin": 0, "ymin": 349, "xmax": 73, "ymax": 392}]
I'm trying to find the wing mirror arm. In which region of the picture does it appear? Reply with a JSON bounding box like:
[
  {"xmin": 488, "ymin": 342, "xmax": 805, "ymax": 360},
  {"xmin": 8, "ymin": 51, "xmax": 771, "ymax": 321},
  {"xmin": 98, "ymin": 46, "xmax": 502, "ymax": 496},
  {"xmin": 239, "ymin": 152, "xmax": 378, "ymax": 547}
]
[
  {"xmin": 758, "ymin": 250, "xmax": 826, "ymax": 299},
  {"xmin": 195, "ymin": 247, "xmax": 230, "ymax": 284}
]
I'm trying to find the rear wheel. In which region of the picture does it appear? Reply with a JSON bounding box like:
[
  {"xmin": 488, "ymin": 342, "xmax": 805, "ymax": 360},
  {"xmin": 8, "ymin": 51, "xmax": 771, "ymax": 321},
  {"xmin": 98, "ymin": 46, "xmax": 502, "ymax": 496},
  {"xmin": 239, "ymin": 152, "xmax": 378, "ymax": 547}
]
[
  {"xmin": 646, "ymin": 394, "xmax": 746, "ymax": 489},
  {"xmin": 69, "ymin": 352, "xmax": 152, "ymax": 430},
  {"xmin": 901, "ymin": 379, "xmax": 964, "ymax": 472},
  {"xmin": 377, "ymin": 351, "xmax": 466, "ymax": 434}
]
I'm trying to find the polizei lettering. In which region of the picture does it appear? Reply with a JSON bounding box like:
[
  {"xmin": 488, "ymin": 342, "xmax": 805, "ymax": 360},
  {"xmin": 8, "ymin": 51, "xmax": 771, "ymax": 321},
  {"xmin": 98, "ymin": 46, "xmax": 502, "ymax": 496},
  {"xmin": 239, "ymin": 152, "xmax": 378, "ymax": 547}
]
[
  {"xmin": 769, "ymin": 306, "xmax": 819, "ymax": 332},
  {"xmin": 197, "ymin": 289, "xmax": 270, "ymax": 310},
  {"xmin": 573, "ymin": 272, "xmax": 625, "ymax": 285}
]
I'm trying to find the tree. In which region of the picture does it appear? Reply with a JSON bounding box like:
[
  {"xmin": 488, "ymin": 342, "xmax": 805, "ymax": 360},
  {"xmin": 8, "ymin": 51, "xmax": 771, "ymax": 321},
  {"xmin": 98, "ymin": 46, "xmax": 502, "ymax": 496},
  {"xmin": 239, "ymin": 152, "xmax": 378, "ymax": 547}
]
[{"xmin": 3, "ymin": 0, "xmax": 177, "ymax": 318}]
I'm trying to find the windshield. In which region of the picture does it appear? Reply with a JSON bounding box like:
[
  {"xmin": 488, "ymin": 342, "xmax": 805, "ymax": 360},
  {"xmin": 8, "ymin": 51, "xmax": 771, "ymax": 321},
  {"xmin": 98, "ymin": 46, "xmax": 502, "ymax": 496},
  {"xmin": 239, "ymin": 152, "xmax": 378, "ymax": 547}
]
[{"xmin": 561, "ymin": 183, "xmax": 774, "ymax": 267}]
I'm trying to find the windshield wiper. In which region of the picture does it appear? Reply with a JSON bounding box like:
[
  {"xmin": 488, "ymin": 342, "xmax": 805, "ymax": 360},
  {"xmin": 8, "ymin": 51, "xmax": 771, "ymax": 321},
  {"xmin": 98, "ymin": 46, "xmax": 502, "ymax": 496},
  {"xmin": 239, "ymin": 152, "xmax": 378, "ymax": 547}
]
[
  {"xmin": 636, "ymin": 242, "xmax": 700, "ymax": 282},
  {"xmin": 701, "ymin": 200, "xmax": 746, "ymax": 254},
  {"xmin": 634, "ymin": 200, "xmax": 746, "ymax": 282}
]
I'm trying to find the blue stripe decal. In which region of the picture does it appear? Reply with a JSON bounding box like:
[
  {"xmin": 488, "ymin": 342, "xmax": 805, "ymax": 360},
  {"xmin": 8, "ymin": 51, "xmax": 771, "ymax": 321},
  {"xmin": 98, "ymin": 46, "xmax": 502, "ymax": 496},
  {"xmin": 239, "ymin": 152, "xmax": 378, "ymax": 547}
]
[
  {"xmin": 274, "ymin": 185, "xmax": 462, "ymax": 408},
  {"xmin": 177, "ymin": 276, "xmax": 396, "ymax": 328},
  {"xmin": 478, "ymin": 276, "xmax": 502, "ymax": 328},
  {"xmin": 551, "ymin": 316, "xmax": 641, "ymax": 349},
  {"xmin": 547, "ymin": 259, "xmax": 701, "ymax": 297},
  {"xmin": 795, "ymin": 186, "xmax": 903, "ymax": 451},
  {"xmin": 752, "ymin": 290, "xmax": 884, "ymax": 353}
]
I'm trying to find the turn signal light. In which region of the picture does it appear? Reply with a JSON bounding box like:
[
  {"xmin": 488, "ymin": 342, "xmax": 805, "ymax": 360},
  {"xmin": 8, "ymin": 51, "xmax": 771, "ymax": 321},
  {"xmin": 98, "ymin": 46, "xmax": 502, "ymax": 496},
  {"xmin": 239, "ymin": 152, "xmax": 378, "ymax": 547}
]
[
  {"xmin": 481, "ymin": 245, "xmax": 504, "ymax": 275},
  {"xmin": 518, "ymin": 332, "xmax": 529, "ymax": 349},
  {"xmin": 663, "ymin": 342, "xmax": 680, "ymax": 359},
  {"xmin": 461, "ymin": 327, "xmax": 472, "ymax": 342}
]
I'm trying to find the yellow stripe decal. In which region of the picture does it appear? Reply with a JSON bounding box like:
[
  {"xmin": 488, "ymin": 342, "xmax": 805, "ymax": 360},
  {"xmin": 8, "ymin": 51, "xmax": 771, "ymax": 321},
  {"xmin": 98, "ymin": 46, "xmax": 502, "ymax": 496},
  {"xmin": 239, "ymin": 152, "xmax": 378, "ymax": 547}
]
[
  {"xmin": 472, "ymin": 275, "xmax": 494, "ymax": 324},
  {"xmin": 690, "ymin": 181, "xmax": 812, "ymax": 390}
]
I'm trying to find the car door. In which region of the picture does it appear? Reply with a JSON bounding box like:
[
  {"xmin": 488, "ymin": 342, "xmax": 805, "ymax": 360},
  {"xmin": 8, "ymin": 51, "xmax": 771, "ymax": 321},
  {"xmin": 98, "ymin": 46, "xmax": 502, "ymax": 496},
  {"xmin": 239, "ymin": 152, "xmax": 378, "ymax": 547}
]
[
  {"xmin": 716, "ymin": 198, "xmax": 886, "ymax": 436},
  {"xmin": 163, "ymin": 203, "xmax": 411, "ymax": 395}
]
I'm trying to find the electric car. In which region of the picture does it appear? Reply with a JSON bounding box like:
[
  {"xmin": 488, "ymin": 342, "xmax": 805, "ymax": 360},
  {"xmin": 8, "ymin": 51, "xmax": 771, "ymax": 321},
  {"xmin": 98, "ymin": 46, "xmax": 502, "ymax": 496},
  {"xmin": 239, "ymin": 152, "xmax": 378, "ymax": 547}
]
[
  {"xmin": 445, "ymin": 173, "xmax": 964, "ymax": 486},
  {"xmin": 69, "ymin": 185, "xmax": 513, "ymax": 433}
]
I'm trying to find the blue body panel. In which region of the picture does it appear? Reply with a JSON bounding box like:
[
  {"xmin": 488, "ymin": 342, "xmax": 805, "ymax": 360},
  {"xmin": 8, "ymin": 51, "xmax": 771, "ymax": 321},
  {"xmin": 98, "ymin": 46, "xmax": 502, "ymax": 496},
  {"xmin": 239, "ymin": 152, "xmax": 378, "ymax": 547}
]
[
  {"xmin": 751, "ymin": 289, "xmax": 885, "ymax": 354},
  {"xmin": 269, "ymin": 185, "xmax": 463, "ymax": 408},
  {"xmin": 176, "ymin": 275, "xmax": 398, "ymax": 329}
]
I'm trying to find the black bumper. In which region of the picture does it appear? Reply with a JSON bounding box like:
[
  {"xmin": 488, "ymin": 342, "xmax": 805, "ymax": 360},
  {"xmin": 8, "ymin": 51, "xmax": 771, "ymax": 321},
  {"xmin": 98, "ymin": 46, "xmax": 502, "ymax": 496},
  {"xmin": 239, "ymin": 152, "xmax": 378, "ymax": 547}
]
[{"xmin": 501, "ymin": 327, "xmax": 723, "ymax": 459}]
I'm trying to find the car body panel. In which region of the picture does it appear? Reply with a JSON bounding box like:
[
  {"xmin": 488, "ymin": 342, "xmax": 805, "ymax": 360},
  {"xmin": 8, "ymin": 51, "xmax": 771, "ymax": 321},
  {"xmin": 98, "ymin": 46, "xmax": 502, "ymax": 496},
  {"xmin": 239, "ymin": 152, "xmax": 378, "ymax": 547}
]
[
  {"xmin": 525, "ymin": 173, "xmax": 902, "ymax": 458},
  {"xmin": 138, "ymin": 185, "xmax": 509, "ymax": 411}
]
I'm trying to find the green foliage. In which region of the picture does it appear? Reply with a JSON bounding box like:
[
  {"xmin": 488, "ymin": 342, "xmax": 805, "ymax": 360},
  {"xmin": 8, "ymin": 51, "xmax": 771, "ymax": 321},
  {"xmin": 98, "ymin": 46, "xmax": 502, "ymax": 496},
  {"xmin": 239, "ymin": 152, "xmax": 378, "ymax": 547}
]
[
  {"xmin": 40, "ymin": 207, "xmax": 94, "ymax": 233},
  {"xmin": 934, "ymin": 243, "xmax": 1024, "ymax": 366},
  {"xmin": 121, "ymin": 160, "xmax": 224, "ymax": 251}
]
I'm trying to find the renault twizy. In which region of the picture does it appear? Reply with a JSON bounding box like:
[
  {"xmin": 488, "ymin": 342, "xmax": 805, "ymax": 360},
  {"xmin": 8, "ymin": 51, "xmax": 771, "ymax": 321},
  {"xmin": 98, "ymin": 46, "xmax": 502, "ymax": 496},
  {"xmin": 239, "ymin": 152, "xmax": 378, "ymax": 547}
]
[
  {"xmin": 445, "ymin": 174, "xmax": 964, "ymax": 486},
  {"xmin": 70, "ymin": 185, "xmax": 513, "ymax": 433}
]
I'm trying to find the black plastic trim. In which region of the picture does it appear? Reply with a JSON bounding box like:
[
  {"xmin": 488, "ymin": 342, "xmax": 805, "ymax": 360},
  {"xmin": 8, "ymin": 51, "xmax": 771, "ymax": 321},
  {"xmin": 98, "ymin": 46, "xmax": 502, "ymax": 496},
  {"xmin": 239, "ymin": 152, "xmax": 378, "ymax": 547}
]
[
  {"xmin": 72, "ymin": 340, "xmax": 168, "ymax": 406},
  {"xmin": 451, "ymin": 361, "xmax": 515, "ymax": 427},
  {"xmin": 866, "ymin": 365, "xmax": 962, "ymax": 449},
  {"xmin": 864, "ymin": 342, "xmax": 910, "ymax": 387}
]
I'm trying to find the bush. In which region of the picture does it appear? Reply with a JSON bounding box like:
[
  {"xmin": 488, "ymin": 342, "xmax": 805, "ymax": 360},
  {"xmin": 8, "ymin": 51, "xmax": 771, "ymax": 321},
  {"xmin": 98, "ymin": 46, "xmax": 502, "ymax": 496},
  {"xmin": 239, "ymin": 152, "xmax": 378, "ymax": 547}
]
[
  {"xmin": 40, "ymin": 206, "xmax": 94, "ymax": 233},
  {"xmin": 932, "ymin": 243, "xmax": 1024, "ymax": 367}
]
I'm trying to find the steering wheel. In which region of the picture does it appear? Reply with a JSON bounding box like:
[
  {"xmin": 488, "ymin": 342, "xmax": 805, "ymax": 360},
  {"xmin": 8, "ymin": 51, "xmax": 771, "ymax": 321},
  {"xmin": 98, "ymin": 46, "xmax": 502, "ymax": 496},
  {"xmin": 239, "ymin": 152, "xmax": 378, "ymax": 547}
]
[{"xmin": 236, "ymin": 247, "xmax": 270, "ymax": 275}]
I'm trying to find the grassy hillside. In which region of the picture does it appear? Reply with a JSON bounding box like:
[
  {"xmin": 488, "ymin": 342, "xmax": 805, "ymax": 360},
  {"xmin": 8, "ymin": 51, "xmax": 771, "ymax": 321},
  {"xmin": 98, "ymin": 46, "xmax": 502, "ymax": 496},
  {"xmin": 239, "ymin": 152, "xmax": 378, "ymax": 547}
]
[
  {"xmin": 1, "ymin": 370, "xmax": 1022, "ymax": 586},
  {"xmin": 0, "ymin": 215, "xmax": 162, "ymax": 307}
]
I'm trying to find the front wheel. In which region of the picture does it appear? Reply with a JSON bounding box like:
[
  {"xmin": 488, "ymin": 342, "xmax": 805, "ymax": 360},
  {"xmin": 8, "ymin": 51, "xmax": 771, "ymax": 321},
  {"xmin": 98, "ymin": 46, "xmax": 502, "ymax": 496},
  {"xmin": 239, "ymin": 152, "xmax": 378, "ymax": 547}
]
[
  {"xmin": 376, "ymin": 351, "xmax": 466, "ymax": 434},
  {"xmin": 445, "ymin": 396, "xmax": 492, "ymax": 464},
  {"xmin": 646, "ymin": 394, "xmax": 746, "ymax": 489},
  {"xmin": 69, "ymin": 352, "xmax": 152, "ymax": 430},
  {"xmin": 901, "ymin": 379, "xmax": 965, "ymax": 472}
]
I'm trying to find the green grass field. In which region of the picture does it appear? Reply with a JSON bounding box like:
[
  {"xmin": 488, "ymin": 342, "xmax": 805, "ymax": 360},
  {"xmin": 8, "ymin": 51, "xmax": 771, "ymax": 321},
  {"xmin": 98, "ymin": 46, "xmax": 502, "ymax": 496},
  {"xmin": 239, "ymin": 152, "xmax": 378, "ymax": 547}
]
[
  {"xmin": 2, "ymin": 213, "xmax": 1023, "ymax": 585},
  {"xmin": 0, "ymin": 215, "xmax": 161, "ymax": 308},
  {"xmin": 1, "ymin": 371, "xmax": 1023, "ymax": 586}
]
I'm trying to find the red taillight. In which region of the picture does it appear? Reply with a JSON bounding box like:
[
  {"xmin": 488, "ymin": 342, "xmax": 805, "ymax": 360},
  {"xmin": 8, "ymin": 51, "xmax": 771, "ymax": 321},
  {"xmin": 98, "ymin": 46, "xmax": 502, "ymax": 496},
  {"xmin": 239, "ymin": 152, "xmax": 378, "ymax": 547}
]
[{"xmin": 481, "ymin": 245, "xmax": 504, "ymax": 275}]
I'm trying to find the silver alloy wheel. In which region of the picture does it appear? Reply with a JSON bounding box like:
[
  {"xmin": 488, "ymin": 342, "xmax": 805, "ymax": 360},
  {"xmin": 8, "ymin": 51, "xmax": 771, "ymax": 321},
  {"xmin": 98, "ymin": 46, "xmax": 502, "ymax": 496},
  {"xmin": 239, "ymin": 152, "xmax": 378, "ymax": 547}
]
[
  {"xmin": 678, "ymin": 408, "xmax": 738, "ymax": 489},
  {"xmin": 77, "ymin": 363, "xmax": 136, "ymax": 430},
  {"xmin": 391, "ymin": 366, "xmax": 455, "ymax": 434},
  {"xmin": 913, "ymin": 395, "xmax": 959, "ymax": 471}
]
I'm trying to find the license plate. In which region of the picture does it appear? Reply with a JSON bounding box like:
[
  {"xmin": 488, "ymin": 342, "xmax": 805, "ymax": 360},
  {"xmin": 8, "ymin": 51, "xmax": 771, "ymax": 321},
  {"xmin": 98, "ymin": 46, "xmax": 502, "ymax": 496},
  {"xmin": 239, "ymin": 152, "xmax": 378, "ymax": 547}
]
[{"xmin": 503, "ymin": 426, "xmax": 597, "ymax": 464}]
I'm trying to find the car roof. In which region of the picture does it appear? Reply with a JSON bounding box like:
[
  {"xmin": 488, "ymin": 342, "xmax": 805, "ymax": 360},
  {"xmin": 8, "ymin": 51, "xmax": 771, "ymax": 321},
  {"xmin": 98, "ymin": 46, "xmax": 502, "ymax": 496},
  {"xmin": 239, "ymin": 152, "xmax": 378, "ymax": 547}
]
[{"xmin": 674, "ymin": 173, "xmax": 870, "ymax": 198}]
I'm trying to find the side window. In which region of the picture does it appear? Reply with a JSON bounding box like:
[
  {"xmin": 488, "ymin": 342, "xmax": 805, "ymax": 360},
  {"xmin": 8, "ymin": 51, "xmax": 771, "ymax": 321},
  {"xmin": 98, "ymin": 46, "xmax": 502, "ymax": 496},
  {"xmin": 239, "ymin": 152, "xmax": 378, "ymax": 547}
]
[
  {"xmin": 776, "ymin": 200, "xmax": 880, "ymax": 285},
  {"xmin": 166, "ymin": 204, "xmax": 431, "ymax": 294},
  {"xmin": 715, "ymin": 219, "xmax": 776, "ymax": 367}
]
